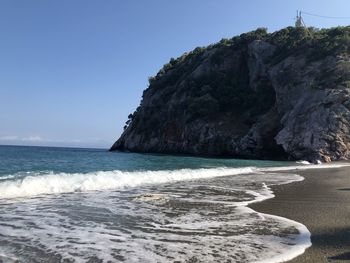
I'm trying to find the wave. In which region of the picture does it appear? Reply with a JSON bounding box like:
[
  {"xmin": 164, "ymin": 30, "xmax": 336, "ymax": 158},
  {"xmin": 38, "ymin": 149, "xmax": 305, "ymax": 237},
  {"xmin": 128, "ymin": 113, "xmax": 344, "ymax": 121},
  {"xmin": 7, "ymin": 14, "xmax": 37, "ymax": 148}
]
[
  {"xmin": 0, "ymin": 167, "xmax": 254, "ymax": 199},
  {"xmin": 0, "ymin": 163, "xmax": 349, "ymax": 199},
  {"xmin": 0, "ymin": 168, "xmax": 310, "ymax": 263},
  {"xmin": 261, "ymin": 162, "xmax": 350, "ymax": 172},
  {"xmin": 254, "ymin": 211, "xmax": 311, "ymax": 263},
  {"xmin": 296, "ymin": 160, "xmax": 311, "ymax": 165}
]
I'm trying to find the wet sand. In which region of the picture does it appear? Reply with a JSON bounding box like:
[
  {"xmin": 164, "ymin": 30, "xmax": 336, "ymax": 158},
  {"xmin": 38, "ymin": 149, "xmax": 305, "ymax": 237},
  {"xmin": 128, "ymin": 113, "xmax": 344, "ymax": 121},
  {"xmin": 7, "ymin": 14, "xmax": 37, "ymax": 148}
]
[{"xmin": 250, "ymin": 167, "xmax": 350, "ymax": 263}]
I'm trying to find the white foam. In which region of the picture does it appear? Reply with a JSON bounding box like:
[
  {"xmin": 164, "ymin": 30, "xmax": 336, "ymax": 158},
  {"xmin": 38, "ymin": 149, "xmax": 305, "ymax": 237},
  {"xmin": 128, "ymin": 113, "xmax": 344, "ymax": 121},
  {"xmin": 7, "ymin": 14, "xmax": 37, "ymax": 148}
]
[
  {"xmin": 261, "ymin": 162, "xmax": 350, "ymax": 172},
  {"xmin": 0, "ymin": 174, "xmax": 18, "ymax": 181},
  {"xmin": 0, "ymin": 167, "xmax": 254, "ymax": 199},
  {"xmin": 296, "ymin": 160, "xmax": 311, "ymax": 165},
  {"xmin": 2, "ymin": 160, "xmax": 348, "ymax": 262},
  {"xmin": 254, "ymin": 212, "xmax": 311, "ymax": 263},
  {"xmin": 1, "ymin": 162, "xmax": 349, "ymax": 200},
  {"xmin": 0, "ymin": 169, "xmax": 313, "ymax": 263}
]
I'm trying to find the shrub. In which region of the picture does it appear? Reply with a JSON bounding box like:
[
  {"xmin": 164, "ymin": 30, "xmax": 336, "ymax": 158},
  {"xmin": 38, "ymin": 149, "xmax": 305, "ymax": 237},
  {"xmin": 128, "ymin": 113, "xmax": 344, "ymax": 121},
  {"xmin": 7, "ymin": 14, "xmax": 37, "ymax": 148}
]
[{"xmin": 189, "ymin": 94, "xmax": 220, "ymax": 117}]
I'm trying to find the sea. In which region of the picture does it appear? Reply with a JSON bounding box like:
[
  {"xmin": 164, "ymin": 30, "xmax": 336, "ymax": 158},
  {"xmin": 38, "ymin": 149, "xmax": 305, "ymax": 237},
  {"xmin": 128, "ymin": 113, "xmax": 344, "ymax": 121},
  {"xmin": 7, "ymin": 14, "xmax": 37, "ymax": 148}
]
[{"xmin": 0, "ymin": 145, "xmax": 340, "ymax": 263}]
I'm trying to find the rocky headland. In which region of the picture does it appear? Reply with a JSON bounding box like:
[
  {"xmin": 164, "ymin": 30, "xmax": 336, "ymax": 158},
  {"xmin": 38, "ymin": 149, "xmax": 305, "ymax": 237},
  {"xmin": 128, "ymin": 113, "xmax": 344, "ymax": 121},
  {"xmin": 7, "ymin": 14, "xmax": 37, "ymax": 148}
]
[{"xmin": 111, "ymin": 26, "xmax": 350, "ymax": 163}]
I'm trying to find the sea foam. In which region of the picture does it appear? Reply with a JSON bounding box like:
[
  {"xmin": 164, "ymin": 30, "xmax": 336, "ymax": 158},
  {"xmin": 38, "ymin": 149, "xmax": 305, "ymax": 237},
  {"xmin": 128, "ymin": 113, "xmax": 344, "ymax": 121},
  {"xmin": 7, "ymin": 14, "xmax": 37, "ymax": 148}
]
[
  {"xmin": 1, "ymin": 163, "xmax": 349, "ymax": 262},
  {"xmin": 0, "ymin": 163, "xmax": 348, "ymax": 199},
  {"xmin": 0, "ymin": 170, "xmax": 310, "ymax": 263},
  {"xmin": 0, "ymin": 167, "xmax": 256, "ymax": 199}
]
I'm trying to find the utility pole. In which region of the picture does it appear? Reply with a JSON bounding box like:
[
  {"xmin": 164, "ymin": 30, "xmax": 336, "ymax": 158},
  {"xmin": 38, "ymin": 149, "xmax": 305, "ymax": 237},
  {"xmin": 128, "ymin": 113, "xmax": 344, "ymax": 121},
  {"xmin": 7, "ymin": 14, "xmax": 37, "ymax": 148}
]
[
  {"xmin": 294, "ymin": 10, "xmax": 312, "ymax": 36},
  {"xmin": 295, "ymin": 10, "xmax": 303, "ymax": 27}
]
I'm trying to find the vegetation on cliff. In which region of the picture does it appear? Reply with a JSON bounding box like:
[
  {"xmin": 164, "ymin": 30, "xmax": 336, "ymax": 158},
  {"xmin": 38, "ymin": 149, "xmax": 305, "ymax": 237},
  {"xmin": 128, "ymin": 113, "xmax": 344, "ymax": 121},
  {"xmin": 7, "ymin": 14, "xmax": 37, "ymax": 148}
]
[{"xmin": 113, "ymin": 26, "xmax": 350, "ymax": 162}]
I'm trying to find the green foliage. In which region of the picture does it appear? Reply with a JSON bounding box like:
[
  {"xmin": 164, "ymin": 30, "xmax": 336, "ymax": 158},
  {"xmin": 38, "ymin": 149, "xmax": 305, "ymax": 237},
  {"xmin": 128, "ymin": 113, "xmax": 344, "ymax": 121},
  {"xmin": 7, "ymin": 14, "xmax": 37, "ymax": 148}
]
[
  {"xmin": 148, "ymin": 28, "xmax": 270, "ymax": 86},
  {"xmin": 239, "ymin": 27, "xmax": 268, "ymax": 43},
  {"xmin": 148, "ymin": 26, "xmax": 350, "ymax": 88},
  {"xmin": 189, "ymin": 94, "xmax": 220, "ymax": 117},
  {"xmin": 343, "ymin": 81, "xmax": 350, "ymax": 89},
  {"xmin": 268, "ymin": 27, "xmax": 313, "ymax": 64},
  {"xmin": 123, "ymin": 113, "xmax": 134, "ymax": 130},
  {"xmin": 307, "ymin": 26, "xmax": 350, "ymax": 61},
  {"xmin": 208, "ymin": 28, "xmax": 269, "ymax": 51},
  {"xmin": 131, "ymin": 25, "xmax": 350, "ymax": 130},
  {"xmin": 148, "ymin": 76, "xmax": 156, "ymax": 85},
  {"xmin": 270, "ymin": 27, "xmax": 310, "ymax": 48},
  {"xmin": 267, "ymin": 26, "xmax": 350, "ymax": 64}
]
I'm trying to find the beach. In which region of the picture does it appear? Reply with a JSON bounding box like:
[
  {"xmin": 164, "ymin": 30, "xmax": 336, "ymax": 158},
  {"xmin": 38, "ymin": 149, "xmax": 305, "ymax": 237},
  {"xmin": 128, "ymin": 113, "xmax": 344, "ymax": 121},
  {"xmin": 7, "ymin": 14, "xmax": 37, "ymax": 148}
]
[{"xmin": 250, "ymin": 166, "xmax": 350, "ymax": 263}]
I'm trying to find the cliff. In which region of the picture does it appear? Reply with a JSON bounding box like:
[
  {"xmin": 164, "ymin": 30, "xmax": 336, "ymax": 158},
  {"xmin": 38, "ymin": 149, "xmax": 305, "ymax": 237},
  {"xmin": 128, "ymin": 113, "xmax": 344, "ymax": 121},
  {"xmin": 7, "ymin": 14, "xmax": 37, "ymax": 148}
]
[{"xmin": 111, "ymin": 26, "xmax": 350, "ymax": 163}]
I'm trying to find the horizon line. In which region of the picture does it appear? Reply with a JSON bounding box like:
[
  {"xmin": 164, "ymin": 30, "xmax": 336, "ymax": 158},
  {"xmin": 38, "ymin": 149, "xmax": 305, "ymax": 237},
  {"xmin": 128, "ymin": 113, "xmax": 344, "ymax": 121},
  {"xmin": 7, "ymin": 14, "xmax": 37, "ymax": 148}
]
[{"xmin": 0, "ymin": 144, "xmax": 108, "ymax": 150}]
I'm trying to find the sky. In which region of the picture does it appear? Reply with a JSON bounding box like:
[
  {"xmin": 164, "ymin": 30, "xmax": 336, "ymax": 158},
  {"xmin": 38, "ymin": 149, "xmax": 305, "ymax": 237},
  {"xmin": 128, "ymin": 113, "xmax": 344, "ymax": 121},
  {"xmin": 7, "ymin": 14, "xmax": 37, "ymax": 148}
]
[{"xmin": 0, "ymin": 0, "xmax": 349, "ymax": 149}]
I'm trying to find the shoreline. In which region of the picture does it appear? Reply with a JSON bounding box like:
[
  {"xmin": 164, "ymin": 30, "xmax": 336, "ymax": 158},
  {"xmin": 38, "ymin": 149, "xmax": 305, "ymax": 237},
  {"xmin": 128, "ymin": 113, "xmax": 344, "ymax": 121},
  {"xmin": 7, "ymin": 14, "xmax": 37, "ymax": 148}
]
[{"xmin": 250, "ymin": 166, "xmax": 350, "ymax": 262}]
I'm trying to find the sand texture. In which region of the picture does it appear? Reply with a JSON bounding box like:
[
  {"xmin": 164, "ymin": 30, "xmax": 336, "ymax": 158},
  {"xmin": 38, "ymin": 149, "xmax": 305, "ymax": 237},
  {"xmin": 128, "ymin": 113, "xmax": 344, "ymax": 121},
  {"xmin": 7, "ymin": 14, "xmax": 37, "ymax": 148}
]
[{"xmin": 250, "ymin": 167, "xmax": 350, "ymax": 263}]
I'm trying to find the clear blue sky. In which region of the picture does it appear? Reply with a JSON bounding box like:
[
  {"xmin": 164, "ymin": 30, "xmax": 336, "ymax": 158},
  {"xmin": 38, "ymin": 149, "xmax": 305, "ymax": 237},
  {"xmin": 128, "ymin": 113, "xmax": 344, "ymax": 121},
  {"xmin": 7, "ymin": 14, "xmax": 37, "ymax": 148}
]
[{"xmin": 0, "ymin": 0, "xmax": 349, "ymax": 148}]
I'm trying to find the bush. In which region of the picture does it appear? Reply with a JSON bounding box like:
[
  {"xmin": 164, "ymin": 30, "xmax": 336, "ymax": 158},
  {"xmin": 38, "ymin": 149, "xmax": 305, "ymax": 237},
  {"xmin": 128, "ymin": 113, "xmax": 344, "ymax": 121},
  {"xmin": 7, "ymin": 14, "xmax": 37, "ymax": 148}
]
[
  {"xmin": 131, "ymin": 25, "xmax": 350, "ymax": 130},
  {"xmin": 189, "ymin": 94, "xmax": 220, "ymax": 117}
]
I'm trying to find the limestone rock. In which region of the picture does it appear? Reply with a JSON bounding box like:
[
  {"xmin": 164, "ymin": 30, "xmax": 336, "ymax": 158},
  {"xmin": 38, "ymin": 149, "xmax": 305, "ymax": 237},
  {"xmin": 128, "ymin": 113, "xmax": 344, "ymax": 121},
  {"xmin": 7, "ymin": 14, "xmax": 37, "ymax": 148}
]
[{"xmin": 111, "ymin": 26, "xmax": 350, "ymax": 162}]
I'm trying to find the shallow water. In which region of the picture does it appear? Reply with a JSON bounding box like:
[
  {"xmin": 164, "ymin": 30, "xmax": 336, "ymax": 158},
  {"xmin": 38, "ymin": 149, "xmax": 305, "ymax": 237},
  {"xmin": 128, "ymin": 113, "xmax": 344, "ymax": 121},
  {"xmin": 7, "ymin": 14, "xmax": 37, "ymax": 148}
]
[{"xmin": 0, "ymin": 146, "xmax": 313, "ymax": 262}]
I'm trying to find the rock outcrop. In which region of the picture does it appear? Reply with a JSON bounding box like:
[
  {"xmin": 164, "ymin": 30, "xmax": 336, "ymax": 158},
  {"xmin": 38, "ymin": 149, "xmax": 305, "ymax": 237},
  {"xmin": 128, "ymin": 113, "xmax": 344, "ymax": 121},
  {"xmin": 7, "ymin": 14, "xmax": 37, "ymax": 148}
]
[{"xmin": 111, "ymin": 26, "xmax": 350, "ymax": 162}]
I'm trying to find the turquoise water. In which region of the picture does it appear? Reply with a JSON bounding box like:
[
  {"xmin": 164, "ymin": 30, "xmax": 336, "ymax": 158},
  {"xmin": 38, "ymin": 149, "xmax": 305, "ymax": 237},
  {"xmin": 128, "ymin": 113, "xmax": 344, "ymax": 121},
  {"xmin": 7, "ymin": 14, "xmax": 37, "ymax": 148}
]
[
  {"xmin": 0, "ymin": 145, "xmax": 290, "ymax": 176},
  {"xmin": 0, "ymin": 145, "xmax": 312, "ymax": 262}
]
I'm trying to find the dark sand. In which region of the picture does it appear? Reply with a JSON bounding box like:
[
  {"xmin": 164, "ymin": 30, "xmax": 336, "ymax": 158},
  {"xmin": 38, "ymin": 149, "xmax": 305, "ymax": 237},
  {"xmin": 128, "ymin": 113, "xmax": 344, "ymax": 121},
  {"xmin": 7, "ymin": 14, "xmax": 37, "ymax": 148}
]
[{"xmin": 250, "ymin": 167, "xmax": 350, "ymax": 263}]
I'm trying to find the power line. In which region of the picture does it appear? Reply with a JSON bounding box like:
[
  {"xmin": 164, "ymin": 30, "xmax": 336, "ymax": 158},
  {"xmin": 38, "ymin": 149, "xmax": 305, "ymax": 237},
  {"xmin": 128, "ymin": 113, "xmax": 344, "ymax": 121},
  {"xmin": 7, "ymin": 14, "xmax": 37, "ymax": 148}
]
[{"xmin": 301, "ymin": 11, "xmax": 350, "ymax": 19}]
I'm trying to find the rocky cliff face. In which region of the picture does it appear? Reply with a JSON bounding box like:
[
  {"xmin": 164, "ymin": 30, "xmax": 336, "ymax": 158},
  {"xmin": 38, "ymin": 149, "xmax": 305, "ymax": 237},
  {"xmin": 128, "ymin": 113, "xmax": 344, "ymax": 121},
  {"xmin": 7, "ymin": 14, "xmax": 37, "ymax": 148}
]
[{"xmin": 111, "ymin": 26, "xmax": 350, "ymax": 162}]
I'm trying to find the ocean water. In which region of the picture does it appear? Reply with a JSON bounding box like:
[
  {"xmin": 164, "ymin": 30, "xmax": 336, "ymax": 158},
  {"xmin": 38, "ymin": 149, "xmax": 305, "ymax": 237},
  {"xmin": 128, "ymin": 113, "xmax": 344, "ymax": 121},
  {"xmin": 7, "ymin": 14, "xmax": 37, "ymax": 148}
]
[{"xmin": 0, "ymin": 145, "xmax": 324, "ymax": 262}]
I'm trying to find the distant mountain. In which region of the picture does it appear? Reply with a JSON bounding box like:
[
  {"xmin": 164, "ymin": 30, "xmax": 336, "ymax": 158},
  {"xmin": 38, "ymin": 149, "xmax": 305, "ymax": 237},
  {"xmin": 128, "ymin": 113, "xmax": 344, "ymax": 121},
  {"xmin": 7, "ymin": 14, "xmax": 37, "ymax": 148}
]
[{"xmin": 111, "ymin": 26, "xmax": 350, "ymax": 163}]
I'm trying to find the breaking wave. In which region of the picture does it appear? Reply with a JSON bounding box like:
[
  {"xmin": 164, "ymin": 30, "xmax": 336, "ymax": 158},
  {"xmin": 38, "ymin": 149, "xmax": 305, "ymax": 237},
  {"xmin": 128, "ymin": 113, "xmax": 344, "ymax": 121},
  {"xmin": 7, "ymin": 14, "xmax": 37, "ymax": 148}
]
[
  {"xmin": 0, "ymin": 167, "xmax": 254, "ymax": 199},
  {"xmin": 0, "ymin": 163, "xmax": 348, "ymax": 199}
]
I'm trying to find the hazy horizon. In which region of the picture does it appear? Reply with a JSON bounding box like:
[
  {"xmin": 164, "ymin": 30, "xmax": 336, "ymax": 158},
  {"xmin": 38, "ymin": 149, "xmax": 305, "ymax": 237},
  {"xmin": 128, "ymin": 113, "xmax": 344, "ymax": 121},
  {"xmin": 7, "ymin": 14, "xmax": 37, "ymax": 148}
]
[
  {"xmin": 0, "ymin": 143, "xmax": 108, "ymax": 149},
  {"xmin": 1, "ymin": 0, "xmax": 349, "ymax": 148}
]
